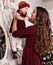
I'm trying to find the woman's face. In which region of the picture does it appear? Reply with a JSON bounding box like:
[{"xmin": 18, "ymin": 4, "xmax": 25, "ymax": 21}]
[{"xmin": 31, "ymin": 8, "xmax": 37, "ymax": 20}]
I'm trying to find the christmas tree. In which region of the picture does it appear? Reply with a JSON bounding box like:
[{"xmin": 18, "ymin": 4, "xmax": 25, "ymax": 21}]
[
  {"xmin": 40, "ymin": 35, "xmax": 53, "ymax": 65},
  {"xmin": 0, "ymin": 26, "xmax": 6, "ymax": 59}
]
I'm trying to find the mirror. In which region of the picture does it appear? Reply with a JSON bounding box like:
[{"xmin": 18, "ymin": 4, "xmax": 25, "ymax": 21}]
[{"xmin": 0, "ymin": 26, "xmax": 6, "ymax": 59}]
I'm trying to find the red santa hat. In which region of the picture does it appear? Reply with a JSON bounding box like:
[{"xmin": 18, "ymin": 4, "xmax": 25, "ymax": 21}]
[{"xmin": 18, "ymin": 1, "xmax": 30, "ymax": 9}]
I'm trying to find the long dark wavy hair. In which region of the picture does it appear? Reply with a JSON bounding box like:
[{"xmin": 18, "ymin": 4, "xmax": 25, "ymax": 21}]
[{"xmin": 35, "ymin": 7, "xmax": 52, "ymax": 55}]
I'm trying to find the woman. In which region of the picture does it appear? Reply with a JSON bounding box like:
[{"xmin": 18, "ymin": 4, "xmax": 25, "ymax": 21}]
[{"xmin": 12, "ymin": 7, "xmax": 52, "ymax": 65}]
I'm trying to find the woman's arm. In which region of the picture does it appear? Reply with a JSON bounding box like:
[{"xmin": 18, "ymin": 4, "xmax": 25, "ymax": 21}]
[
  {"xmin": 12, "ymin": 25, "xmax": 37, "ymax": 38},
  {"xmin": 12, "ymin": 17, "xmax": 17, "ymax": 33},
  {"xmin": 12, "ymin": 27, "xmax": 32, "ymax": 38}
]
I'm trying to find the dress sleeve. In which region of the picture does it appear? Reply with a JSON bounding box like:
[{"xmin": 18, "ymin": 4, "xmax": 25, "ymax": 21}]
[{"xmin": 12, "ymin": 27, "xmax": 32, "ymax": 38}]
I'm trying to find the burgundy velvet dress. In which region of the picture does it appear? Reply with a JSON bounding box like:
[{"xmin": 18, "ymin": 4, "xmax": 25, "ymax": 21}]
[
  {"xmin": 13, "ymin": 25, "xmax": 42, "ymax": 65},
  {"xmin": 9, "ymin": 9, "xmax": 27, "ymax": 33}
]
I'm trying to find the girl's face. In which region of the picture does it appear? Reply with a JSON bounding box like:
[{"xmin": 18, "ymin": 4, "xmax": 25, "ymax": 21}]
[{"xmin": 20, "ymin": 7, "xmax": 29, "ymax": 14}]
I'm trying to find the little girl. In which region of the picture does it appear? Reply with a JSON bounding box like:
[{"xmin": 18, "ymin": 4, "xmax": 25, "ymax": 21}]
[{"xmin": 9, "ymin": 1, "xmax": 30, "ymax": 59}]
